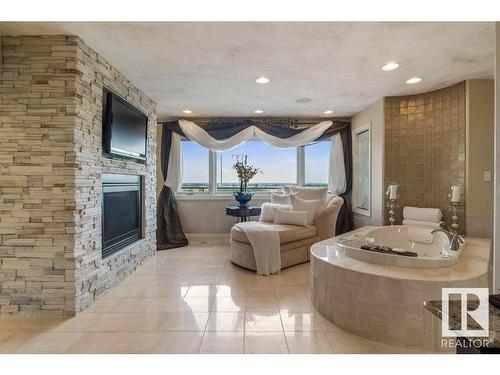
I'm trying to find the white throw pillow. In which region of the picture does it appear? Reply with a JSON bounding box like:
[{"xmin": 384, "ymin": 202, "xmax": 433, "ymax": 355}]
[
  {"xmin": 286, "ymin": 186, "xmax": 328, "ymax": 207},
  {"xmin": 270, "ymin": 192, "xmax": 297, "ymax": 205},
  {"xmin": 273, "ymin": 209, "xmax": 309, "ymax": 227},
  {"xmin": 259, "ymin": 203, "xmax": 291, "ymax": 222},
  {"xmin": 289, "ymin": 194, "xmax": 323, "ymax": 225}
]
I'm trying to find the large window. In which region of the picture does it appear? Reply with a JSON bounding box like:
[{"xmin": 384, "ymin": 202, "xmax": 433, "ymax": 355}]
[
  {"xmin": 180, "ymin": 138, "xmax": 334, "ymax": 195},
  {"xmin": 181, "ymin": 140, "xmax": 210, "ymax": 192},
  {"xmin": 217, "ymin": 140, "xmax": 297, "ymax": 193},
  {"xmin": 304, "ymin": 141, "xmax": 329, "ymax": 188}
]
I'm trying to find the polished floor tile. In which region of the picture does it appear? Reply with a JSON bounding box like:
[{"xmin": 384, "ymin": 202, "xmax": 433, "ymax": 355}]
[
  {"xmin": 245, "ymin": 296, "xmax": 279, "ymax": 312},
  {"xmin": 17, "ymin": 333, "xmax": 83, "ymax": 354},
  {"xmin": 92, "ymin": 312, "xmax": 167, "ymax": 332},
  {"xmin": 245, "ymin": 312, "xmax": 283, "ymax": 332},
  {"xmin": 178, "ymin": 297, "xmax": 214, "ymax": 312},
  {"xmin": 244, "ymin": 332, "xmax": 288, "ymax": 354},
  {"xmin": 155, "ymin": 332, "xmax": 204, "ymax": 353},
  {"xmin": 160, "ymin": 312, "xmax": 210, "ymax": 331},
  {"xmin": 0, "ymin": 238, "xmax": 418, "ymax": 354},
  {"xmin": 284, "ymin": 331, "xmax": 332, "ymax": 354},
  {"xmin": 277, "ymin": 296, "xmax": 314, "ymax": 312},
  {"xmin": 206, "ymin": 312, "xmax": 244, "ymax": 332},
  {"xmin": 0, "ymin": 331, "xmax": 44, "ymax": 353},
  {"xmin": 199, "ymin": 332, "xmax": 244, "ymax": 354},
  {"xmin": 184, "ymin": 285, "xmax": 219, "ymax": 298},
  {"xmin": 279, "ymin": 311, "xmax": 324, "ymax": 332},
  {"xmin": 66, "ymin": 333, "xmax": 119, "ymax": 354},
  {"xmin": 216, "ymin": 285, "xmax": 246, "ymax": 297},
  {"xmin": 211, "ymin": 296, "xmax": 246, "ymax": 312},
  {"xmin": 50, "ymin": 313, "xmax": 103, "ymax": 333}
]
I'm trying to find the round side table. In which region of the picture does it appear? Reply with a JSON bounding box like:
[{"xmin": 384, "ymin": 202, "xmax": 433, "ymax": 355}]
[{"xmin": 225, "ymin": 205, "xmax": 261, "ymax": 222}]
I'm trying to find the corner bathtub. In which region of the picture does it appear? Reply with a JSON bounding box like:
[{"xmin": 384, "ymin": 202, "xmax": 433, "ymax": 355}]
[
  {"xmin": 336, "ymin": 225, "xmax": 463, "ymax": 268},
  {"xmin": 310, "ymin": 226, "xmax": 490, "ymax": 351}
]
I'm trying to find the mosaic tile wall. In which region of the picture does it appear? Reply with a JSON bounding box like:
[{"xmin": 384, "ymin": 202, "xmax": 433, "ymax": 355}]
[{"xmin": 384, "ymin": 82, "xmax": 466, "ymax": 229}]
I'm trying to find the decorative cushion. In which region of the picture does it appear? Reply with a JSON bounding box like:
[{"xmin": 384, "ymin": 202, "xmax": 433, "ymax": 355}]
[
  {"xmin": 270, "ymin": 193, "xmax": 296, "ymax": 205},
  {"xmin": 283, "ymin": 186, "xmax": 328, "ymax": 207},
  {"xmin": 230, "ymin": 222, "xmax": 317, "ymax": 244},
  {"xmin": 274, "ymin": 209, "xmax": 309, "ymax": 227},
  {"xmin": 289, "ymin": 194, "xmax": 323, "ymax": 225},
  {"xmin": 259, "ymin": 203, "xmax": 291, "ymax": 222}
]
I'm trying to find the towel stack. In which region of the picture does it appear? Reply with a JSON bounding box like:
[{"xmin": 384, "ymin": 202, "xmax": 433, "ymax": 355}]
[{"xmin": 402, "ymin": 206, "xmax": 442, "ymax": 228}]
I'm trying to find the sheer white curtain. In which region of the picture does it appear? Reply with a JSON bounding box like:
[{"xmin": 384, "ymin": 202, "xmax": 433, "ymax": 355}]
[
  {"xmin": 174, "ymin": 119, "xmax": 347, "ymax": 195},
  {"xmin": 164, "ymin": 132, "xmax": 183, "ymax": 192},
  {"xmin": 178, "ymin": 119, "xmax": 333, "ymax": 151},
  {"xmin": 329, "ymin": 133, "xmax": 346, "ymax": 195}
]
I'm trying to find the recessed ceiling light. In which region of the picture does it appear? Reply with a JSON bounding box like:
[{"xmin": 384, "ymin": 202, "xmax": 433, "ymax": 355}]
[
  {"xmin": 382, "ymin": 62, "xmax": 399, "ymax": 71},
  {"xmin": 182, "ymin": 109, "xmax": 192, "ymax": 114},
  {"xmin": 406, "ymin": 77, "xmax": 422, "ymax": 84},
  {"xmin": 255, "ymin": 76, "xmax": 270, "ymax": 84},
  {"xmin": 296, "ymin": 98, "xmax": 312, "ymax": 104},
  {"xmin": 323, "ymin": 110, "xmax": 334, "ymax": 114},
  {"xmin": 253, "ymin": 109, "xmax": 264, "ymax": 114}
]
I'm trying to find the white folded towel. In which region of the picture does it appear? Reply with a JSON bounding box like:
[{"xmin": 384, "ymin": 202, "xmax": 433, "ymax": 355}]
[
  {"xmin": 234, "ymin": 222, "xmax": 280, "ymax": 276},
  {"xmin": 402, "ymin": 219, "xmax": 440, "ymax": 229},
  {"xmin": 406, "ymin": 227, "xmax": 434, "ymax": 244},
  {"xmin": 403, "ymin": 206, "xmax": 442, "ymax": 223}
]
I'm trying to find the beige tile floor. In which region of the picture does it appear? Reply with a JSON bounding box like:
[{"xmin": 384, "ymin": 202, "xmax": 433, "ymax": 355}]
[{"xmin": 0, "ymin": 238, "xmax": 419, "ymax": 354}]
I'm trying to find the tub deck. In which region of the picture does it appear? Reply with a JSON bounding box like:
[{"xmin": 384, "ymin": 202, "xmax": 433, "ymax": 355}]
[{"xmin": 310, "ymin": 226, "xmax": 491, "ymax": 351}]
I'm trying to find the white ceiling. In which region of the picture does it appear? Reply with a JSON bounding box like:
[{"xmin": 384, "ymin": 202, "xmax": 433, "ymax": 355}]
[{"xmin": 0, "ymin": 22, "xmax": 494, "ymax": 119}]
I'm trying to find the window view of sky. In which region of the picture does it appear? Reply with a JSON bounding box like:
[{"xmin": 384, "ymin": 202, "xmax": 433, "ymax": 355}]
[
  {"xmin": 217, "ymin": 141, "xmax": 296, "ymax": 184},
  {"xmin": 182, "ymin": 141, "xmax": 209, "ymax": 184},
  {"xmin": 305, "ymin": 141, "xmax": 329, "ymax": 185},
  {"xmin": 181, "ymin": 139, "xmax": 330, "ymax": 186}
]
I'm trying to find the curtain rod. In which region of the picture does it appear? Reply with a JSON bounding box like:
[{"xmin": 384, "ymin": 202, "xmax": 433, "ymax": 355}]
[{"xmin": 158, "ymin": 116, "xmax": 350, "ymax": 124}]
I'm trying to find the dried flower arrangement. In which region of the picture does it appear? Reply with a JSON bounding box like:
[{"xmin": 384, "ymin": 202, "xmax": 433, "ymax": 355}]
[{"xmin": 232, "ymin": 154, "xmax": 263, "ymax": 193}]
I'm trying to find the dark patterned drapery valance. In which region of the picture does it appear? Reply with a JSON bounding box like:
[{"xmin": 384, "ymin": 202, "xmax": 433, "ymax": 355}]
[{"xmin": 164, "ymin": 117, "xmax": 350, "ymax": 142}]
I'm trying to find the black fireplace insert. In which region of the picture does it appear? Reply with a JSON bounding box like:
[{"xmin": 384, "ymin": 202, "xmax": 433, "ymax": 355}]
[{"xmin": 102, "ymin": 173, "xmax": 143, "ymax": 258}]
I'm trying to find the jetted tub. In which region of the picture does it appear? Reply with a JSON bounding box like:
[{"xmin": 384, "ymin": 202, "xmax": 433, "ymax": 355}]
[
  {"xmin": 310, "ymin": 226, "xmax": 490, "ymax": 350},
  {"xmin": 336, "ymin": 225, "xmax": 464, "ymax": 268}
]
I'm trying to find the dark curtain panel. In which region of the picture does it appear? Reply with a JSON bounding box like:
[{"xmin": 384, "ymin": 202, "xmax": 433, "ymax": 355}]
[
  {"xmin": 156, "ymin": 125, "xmax": 188, "ymax": 250},
  {"xmin": 164, "ymin": 118, "xmax": 352, "ymax": 236},
  {"xmin": 334, "ymin": 128, "xmax": 352, "ymax": 235}
]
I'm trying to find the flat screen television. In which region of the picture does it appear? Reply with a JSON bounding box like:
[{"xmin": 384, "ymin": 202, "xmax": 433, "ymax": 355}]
[{"xmin": 102, "ymin": 89, "xmax": 148, "ymax": 160}]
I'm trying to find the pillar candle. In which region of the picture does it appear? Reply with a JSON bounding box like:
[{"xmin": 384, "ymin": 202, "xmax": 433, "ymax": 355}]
[
  {"xmin": 451, "ymin": 185, "xmax": 461, "ymax": 203},
  {"xmin": 386, "ymin": 184, "xmax": 398, "ymax": 200}
]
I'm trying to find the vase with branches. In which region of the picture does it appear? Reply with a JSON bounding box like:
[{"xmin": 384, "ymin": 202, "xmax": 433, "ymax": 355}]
[{"xmin": 232, "ymin": 154, "xmax": 263, "ymax": 207}]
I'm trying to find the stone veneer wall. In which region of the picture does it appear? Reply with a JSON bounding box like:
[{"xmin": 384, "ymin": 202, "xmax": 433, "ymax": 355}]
[
  {"xmin": 384, "ymin": 82, "xmax": 466, "ymax": 229},
  {"xmin": 0, "ymin": 35, "xmax": 157, "ymax": 315},
  {"xmin": 0, "ymin": 36, "xmax": 79, "ymax": 314},
  {"xmin": 72, "ymin": 38, "xmax": 157, "ymax": 312}
]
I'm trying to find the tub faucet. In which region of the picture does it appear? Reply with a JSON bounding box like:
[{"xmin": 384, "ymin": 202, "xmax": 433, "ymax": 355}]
[
  {"xmin": 431, "ymin": 222, "xmax": 463, "ymax": 251},
  {"xmin": 438, "ymin": 221, "xmax": 464, "ymax": 244}
]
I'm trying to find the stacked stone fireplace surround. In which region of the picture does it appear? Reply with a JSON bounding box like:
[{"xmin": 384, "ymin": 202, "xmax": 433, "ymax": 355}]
[{"xmin": 0, "ymin": 35, "xmax": 157, "ymax": 315}]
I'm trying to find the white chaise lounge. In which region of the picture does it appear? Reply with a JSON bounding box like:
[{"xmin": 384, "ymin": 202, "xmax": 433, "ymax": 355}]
[{"xmin": 230, "ymin": 194, "xmax": 344, "ymax": 272}]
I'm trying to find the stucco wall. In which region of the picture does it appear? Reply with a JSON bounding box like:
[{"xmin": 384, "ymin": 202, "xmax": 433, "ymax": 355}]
[
  {"xmin": 465, "ymin": 79, "xmax": 494, "ymax": 238},
  {"xmin": 351, "ymin": 99, "xmax": 385, "ymax": 228},
  {"xmin": 494, "ymin": 22, "xmax": 500, "ymax": 293}
]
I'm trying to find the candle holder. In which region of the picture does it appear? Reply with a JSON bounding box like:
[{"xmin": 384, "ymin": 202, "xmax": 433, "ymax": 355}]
[
  {"xmin": 448, "ymin": 201, "xmax": 462, "ymax": 231},
  {"xmin": 386, "ymin": 196, "xmax": 399, "ymax": 225},
  {"xmin": 448, "ymin": 186, "xmax": 463, "ymax": 232}
]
